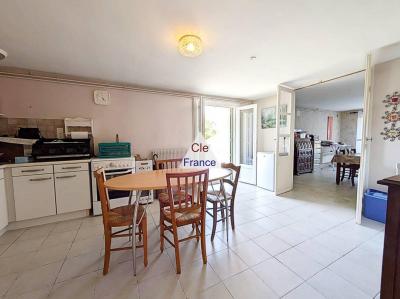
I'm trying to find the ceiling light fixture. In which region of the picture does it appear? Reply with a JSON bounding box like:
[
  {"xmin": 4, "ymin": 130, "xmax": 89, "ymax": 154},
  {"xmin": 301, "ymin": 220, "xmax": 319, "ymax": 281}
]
[
  {"xmin": 0, "ymin": 49, "xmax": 7, "ymax": 60},
  {"xmin": 178, "ymin": 35, "xmax": 202, "ymax": 57}
]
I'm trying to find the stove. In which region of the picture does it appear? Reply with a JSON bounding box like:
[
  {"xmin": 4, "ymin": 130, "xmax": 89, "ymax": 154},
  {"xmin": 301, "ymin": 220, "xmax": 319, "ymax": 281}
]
[{"xmin": 91, "ymin": 157, "xmax": 136, "ymax": 215}]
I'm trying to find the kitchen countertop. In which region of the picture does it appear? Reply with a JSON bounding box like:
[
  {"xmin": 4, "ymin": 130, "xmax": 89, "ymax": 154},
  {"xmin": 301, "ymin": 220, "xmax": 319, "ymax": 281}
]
[{"xmin": 0, "ymin": 159, "xmax": 92, "ymax": 169}]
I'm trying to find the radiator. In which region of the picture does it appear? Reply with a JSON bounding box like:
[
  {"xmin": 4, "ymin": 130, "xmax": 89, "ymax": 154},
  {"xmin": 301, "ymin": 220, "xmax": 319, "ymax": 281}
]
[{"xmin": 151, "ymin": 148, "xmax": 187, "ymax": 160}]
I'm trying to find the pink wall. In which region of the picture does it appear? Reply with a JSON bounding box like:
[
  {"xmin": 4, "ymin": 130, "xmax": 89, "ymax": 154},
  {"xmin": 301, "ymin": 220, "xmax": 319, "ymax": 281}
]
[{"xmin": 0, "ymin": 77, "xmax": 193, "ymax": 157}]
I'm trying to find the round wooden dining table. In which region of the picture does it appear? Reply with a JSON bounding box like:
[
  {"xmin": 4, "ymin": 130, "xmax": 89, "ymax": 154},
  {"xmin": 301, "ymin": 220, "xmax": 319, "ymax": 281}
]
[{"xmin": 104, "ymin": 167, "xmax": 232, "ymax": 275}]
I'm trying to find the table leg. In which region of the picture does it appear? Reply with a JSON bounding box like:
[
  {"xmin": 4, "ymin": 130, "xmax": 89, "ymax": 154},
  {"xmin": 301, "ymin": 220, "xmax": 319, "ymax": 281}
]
[
  {"xmin": 336, "ymin": 163, "xmax": 341, "ymax": 185},
  {"xmin": 219, "ymin": 179, "xmax": 229, "ymax": 248},
  {"xmin": 132, "ymin": 190, "xmax": 141, "ymax": 276}
]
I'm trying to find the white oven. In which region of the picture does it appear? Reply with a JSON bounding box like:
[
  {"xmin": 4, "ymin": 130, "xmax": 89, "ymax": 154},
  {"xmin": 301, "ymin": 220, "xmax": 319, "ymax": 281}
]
[{"xmin": 91, "ymin": 157, "xmax": 136, "ymax": 215}]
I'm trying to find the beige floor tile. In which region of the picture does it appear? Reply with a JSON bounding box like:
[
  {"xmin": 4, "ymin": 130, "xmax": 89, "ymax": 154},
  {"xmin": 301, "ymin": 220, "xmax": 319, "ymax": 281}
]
[
  {"xmin": 67, "ymin": 236, "xmax": 103, "ymax": 257},
  {"xmin": 224, "ymin": 269, "xmax": 279, "ymax": 299},
  {"xmin": 189, "ymin": 282, "xmax": 232, "ymax": 299},
  {"xmin": 138, "ymin": 271, "xmax": 185, "ymax": 299},
  {"xmin": 253, "ymin": 233, "xmax": 292, "ymax": 256},
  {"xmin": 135, "ymin": 251, "xmax": 174, "ymax": 282},
  {"xmin": 205, "ymin": 234, "xmax": 227, "ymax": 255},
  {"xmin": 207, "ymin": 249, "xmax": 248, "ymax": 280},
  {"xmin": 231, "ymin": 240, "xmax": 271, "ymax": 267},
  {"xmin": 49, "ymin": 271, "xmax": 97, "ymax": 299},
  {"xmin": 75, "ymin": 226, "xmax": 104, "ymax": 241},
  {"xmin": 178, "ymin": 260, "xmax": 221, "ymax": 296},
  {"xmin": 0, "ymin": 230, "xmax": 25, "ymax": 246},
  {"xmin": 294, "ymin": 239, "xmax": 342, "ymax": 267},
  {"xmin": 52, "ymin": 219, "xmax": 82, "ymax": 234},
  {"xmin": 1, "ymin": 238, "xmax": 44, "ymax": 257},
  {"xmin": 276, "ymin": 247, "xmax": 325, "ymax": 280},
  {"xmin": 215, "ymin": 229, "xmax": 249, "ymax": 247},
  {"xmin": 0, "ymin": 252, "xmax": 37, "ymax": 275},
  {"xmin": 4, "ymin": 288, "xmax": 50, "ymax": 299},
  {"xmin": 271, "ymin": 227, "xmax": 309, "ymax": 246},
  {"xmin": 30, "ymin": 243, "xmax": 70, "ymax": 268},
  {"xmin": 0, "ymin": 273, "xmax": 18, "ymax": 297},
  {"xmin": 252, "ymin": 258, "xmax": 303, "ymax": 297},
  {"xmin": 17, "ymin": 224, "xmax": 54, "ymax": 242},
  {"xmin": 308, "ymin": 268, "xmax": 370, "ymax": 299},
  {"xmin": 56, "ymin": 252, "xmax": 101, "ymax": 283},
  {"xmin": 7, "ymin": 262, "xmax": 62, "ymax": 296},
  {"xmin": 236, "ymin": 220, "xmax": 269, "ymax": 239},
  {"xmin": 41, "ymin": 230, "xmax": 77, "ymax": 247},
  {"xmin": 283, "ymin": 283, "xmax": 325, "ymax": 299},
  {"xmin": 94, "ymin": 261, "xmax": 138, "ymax": 299},
  {"xmin": 166, "ymin": 240, "xmax": 204, "ymax": 268}
]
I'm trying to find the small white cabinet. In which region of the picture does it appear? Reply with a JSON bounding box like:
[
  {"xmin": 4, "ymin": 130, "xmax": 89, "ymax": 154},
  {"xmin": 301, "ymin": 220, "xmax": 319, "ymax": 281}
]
[
  {"xmin": 0, "ymin": 170, "xmax": 8, "ymax": 231},
  {"xmin": 13, "ymin": 174, "xmax": 56, "ymax": 221},
  {"xmin": 55, "ymin": 171, "xmax": 91, "ymax": 214}
]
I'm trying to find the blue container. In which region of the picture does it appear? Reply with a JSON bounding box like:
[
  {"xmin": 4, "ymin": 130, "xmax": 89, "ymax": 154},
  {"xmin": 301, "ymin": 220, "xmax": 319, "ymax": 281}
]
[{"xmin": 363, "ymin": 189, "xmax": 388, "ymax": 223}]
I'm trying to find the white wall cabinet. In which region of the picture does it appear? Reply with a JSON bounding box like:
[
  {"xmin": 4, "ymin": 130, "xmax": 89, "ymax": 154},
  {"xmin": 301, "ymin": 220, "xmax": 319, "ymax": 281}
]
[
  {"xmin": 55, "ymin": 171, "xmax": 91, "ymax": 214},
  {"xmin": 13, "ymin": 174, "xmax": 56, "ymax": 221},
  {"xmin": 0, "ymin": 170, "xmax": 8, "ymax": 231}
]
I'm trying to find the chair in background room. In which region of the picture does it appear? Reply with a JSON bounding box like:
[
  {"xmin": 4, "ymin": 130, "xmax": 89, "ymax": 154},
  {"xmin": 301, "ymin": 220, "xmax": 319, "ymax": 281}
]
[
  {"xmin": 159, "ymin": 169, "xmax": 209, "ymax": 274},
  {"xmin": 94, "ymin": 169, "xmax": 148, "ymax": 275},
  {"xmin": 206, "ymin": 163, "xmax": 241, "ymax": 241},
  {"xmin": 154, "ymin": 158, "xmax": 183, "ymax": 210}
]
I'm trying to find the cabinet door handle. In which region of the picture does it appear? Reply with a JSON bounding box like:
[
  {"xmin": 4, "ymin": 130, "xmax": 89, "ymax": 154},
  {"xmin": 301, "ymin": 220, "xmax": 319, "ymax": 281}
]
[
  {"xmin": 56, "ymin": 175, "xmax": 77, "ymax": 179},
  {"xmin": 22, "ymin": 169, "xmax": 45, "ymax": 173},
  {"xmin": 61, "ymin": 166, "xmax": 81, "ymax": 170},
  {"xmin": 29, "ymin": 177, "xmax": 52, "ymax": 182}
]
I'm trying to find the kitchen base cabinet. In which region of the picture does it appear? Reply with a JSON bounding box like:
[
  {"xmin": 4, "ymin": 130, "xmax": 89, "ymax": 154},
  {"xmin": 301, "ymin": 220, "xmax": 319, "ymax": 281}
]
[
  {"xmin": 55, "ymin": 171, "xmax": 91, "ymax": 214},
  {"xmin": 13, "ymin": 174, "xmax": 56, "ymax": 221}
]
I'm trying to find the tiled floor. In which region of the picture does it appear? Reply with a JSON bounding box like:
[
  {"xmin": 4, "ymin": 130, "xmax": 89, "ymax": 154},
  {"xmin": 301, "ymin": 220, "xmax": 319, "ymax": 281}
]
[{"xmin": 0, "ymin": 169, "xmax": 384, "ymax": 298}]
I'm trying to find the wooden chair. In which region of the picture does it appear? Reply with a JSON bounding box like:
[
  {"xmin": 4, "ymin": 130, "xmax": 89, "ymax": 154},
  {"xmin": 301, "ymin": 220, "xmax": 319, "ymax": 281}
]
[
  {"xmin": 94, "ymin": 169, "xmax": 148, "ymax": 275},
  {"xmin": 159, "ymin": 169, "xmax": 209, "ymax": 274},
  {"xmin": 154, "ymin": 158, "xmax": 183, "ymax": 209},
  {"xmin": 155, "ymin": 158, "xmax": 182, "ymax": 170},
  {"xmin": 206, "ymin": 163, "xmax": 241, "ymax": 241}
]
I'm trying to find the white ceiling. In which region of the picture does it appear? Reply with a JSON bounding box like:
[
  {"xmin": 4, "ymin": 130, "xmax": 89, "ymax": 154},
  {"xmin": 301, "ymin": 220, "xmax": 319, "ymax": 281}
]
[
  {"xmin": 0, "ymin": 0, "xmax": 400, "ymax": 99},
  {"xmin": 296, "ymin": 72, "xmax": 364, "ymax": 111}
]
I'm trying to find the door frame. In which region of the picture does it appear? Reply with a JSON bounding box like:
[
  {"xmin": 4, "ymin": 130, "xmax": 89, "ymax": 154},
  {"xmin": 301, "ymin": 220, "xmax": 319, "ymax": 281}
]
[
  {"xmin": 275, "ymin": 85, "xmax": 296, "ymax": 195},
  {"xmin": 356, "ymin": 54, "xmax": 373, "ymax": 224},
  {"xmin": 235, "ymin": 104, "xmax": 257, "ymax": 184}
]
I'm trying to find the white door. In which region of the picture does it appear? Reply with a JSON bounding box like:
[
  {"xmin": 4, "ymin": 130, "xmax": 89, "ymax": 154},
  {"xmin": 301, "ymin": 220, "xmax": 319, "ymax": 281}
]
[
  {"xmin": 55, "ymin": 171, "xmax": 91, "ymax": 214},
  {"xmin": 236, "ymin": 104, "xmax": 257, "ymax": 184},
  {"xmin": 356, "ymin": 54, "xmax": 373, "ymax": 224},
  {"xmin": 275, "ymin": 85, "xmax": 295, "ymax": 195}
]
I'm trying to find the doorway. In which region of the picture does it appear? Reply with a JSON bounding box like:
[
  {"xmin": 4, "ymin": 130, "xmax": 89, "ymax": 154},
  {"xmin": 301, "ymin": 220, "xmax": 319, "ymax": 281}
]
[
  {"xmin": 292, "ymin": 71, "xmax": 366, "ymax": 209},
  {"xmin": 236, "ymin": 104, "xmax": 257, "ymax": 184},
  {"xmin": 204, "ymin": 105, "xmax": 233, "ymax": 163}
]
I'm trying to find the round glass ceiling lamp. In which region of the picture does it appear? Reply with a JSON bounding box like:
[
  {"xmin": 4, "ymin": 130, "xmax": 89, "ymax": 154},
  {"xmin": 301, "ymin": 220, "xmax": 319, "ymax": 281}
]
[{"xmin": 178, "ymin": 35, "xmax": 202, "ymax": 57}]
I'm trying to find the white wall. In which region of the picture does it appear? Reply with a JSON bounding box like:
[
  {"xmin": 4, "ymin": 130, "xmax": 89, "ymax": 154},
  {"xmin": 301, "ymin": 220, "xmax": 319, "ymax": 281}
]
[
  {"xmin": 367, "ymin": 58, "xmax": 400, "ymax": 191},
  {"xmin": 295, "ymin": 107, "xmax": 341, "ymax": 142},
  {"xmin": 257, "ymin": 96, "xmax": 276, "ymax": 152},
  {"xmin": 340, "ymin": 111, "xmax": 361, "ymax": 146}
]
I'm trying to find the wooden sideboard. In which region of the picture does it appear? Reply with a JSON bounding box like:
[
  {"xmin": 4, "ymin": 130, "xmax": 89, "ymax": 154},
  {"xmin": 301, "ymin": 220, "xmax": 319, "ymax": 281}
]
[{"xmin": 378, "ymin": 175, "xmax": 400, "ymax": 299}]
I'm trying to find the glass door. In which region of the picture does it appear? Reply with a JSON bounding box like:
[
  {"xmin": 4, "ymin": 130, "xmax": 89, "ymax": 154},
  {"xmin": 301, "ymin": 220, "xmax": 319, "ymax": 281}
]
[
  {"xmin": 275, "ymin": 85, "xmax": 295, "ymax": 194},
  {"xmin": 204, "ymin": 105, "xmax": 232, "ymax": 163},
  {"xmin": 236, "ymin": 104, "xmax": 257, "ymax": 184}
]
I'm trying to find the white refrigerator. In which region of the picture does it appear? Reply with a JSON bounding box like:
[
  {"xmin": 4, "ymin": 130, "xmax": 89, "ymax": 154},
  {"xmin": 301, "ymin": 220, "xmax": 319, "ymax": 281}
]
[{"xmin": 256, "ymin": 152, "xmax": 275, "ymax": 191}]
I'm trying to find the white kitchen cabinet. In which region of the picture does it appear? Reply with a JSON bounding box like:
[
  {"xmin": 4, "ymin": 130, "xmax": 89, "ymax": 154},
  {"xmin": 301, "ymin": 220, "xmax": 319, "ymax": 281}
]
[
  {"xmin": 13, "ymin": 174, "xmax": 56, "ymax": 221},
  {"xmin": 54, "ymin": 171, "xmax": 91, "ymax": 214},
  {"xmin": 0, "ymin": 170, "xmax": 8, "ymax": 231}
]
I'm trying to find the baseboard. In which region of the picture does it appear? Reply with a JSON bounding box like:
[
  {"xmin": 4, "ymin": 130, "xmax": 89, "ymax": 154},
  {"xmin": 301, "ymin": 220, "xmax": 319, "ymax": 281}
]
[{"xmin": 6, "ymin": 210, "xmax": 91, "ymax": 230}]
